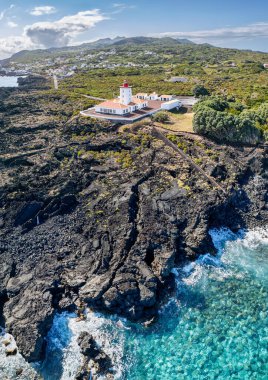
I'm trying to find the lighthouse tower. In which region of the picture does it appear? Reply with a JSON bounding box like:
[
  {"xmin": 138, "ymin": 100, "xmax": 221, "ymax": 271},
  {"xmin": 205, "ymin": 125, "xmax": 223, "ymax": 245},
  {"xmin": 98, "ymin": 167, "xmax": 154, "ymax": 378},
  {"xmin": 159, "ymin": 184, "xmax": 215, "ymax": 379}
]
[{"xmin": 120, "ymin": 80, "xmax": 132, "ymax": 105}]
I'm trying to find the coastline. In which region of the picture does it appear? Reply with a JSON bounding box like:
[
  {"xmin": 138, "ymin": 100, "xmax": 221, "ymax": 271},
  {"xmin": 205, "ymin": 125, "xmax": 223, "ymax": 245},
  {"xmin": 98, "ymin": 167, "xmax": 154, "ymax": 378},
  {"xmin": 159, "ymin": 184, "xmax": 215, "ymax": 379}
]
[{"xmin": 0, "ymin": 85, "xmax": 267, "ymax": 377}]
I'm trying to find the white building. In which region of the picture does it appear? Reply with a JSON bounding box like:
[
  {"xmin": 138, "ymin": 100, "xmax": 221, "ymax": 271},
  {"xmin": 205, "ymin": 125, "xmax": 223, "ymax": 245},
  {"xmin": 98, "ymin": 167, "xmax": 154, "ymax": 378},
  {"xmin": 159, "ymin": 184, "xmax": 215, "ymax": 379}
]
[
  {"xmin": 95, "ymin": 80, "xmax": 148, "ymax": 116},
  {"xmin": 159, "ymin": 95, "xmax": 173, "ymax": 102},
  {"xmin": 161, "ymin": 99, "xmax": 181, "ymax": 110},
  {"xmin": 134, "ymin": 92, "xmax": 174, "ymax": 102},
  {"xmin": 91, "ymin": 80, "xmax": 180, "ymax": 119}
]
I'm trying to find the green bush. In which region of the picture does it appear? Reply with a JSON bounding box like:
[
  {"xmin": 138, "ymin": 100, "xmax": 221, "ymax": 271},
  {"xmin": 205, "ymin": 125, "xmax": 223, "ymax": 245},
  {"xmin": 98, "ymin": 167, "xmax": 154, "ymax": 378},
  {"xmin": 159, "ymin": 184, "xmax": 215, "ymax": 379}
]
[{"xmin": 152, "ymin": 111, "xmax": 170, "ymax": 123}]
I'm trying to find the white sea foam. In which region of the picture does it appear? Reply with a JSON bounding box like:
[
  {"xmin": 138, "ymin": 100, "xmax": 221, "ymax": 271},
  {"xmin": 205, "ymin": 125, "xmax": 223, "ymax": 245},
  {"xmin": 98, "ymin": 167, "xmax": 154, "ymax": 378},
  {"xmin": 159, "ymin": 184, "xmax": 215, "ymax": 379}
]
[
  {"xmin": 222, "ymin": 227, "xmax": 268, "ymax": 282},
  {"xmin": 0, "ymin": 329, "xmax": 38, "ymax": 380},
  {"xmin": 173, "ymin": 226, "xmax": 268, "ymax": 288},
  {"xmin": 40, "ymin": 311, "xmax": 126, "ymax": 380}
]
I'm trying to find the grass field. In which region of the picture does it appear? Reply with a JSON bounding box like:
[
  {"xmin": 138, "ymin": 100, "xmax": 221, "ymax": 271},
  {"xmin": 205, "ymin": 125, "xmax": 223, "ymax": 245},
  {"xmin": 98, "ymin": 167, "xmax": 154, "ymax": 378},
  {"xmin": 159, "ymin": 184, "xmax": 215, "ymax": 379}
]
[{"xmin": 155, "ymin": 112, "xmax": 194, "ymax": 133}]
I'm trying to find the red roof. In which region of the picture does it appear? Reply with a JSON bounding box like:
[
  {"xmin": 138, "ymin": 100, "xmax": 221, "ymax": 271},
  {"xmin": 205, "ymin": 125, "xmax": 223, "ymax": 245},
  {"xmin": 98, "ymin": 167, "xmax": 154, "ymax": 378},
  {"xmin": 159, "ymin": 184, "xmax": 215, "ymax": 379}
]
[
  {"xmin": 96, "ymin": 100, "xmax": 129, "ymax": 109},
  {"xmin": 131, "ymin": 97, "xmax": 147, "ymax": 104},
  {"xmin": 120, "ymin": 79, "xmax": 131, "ymax": 88}
]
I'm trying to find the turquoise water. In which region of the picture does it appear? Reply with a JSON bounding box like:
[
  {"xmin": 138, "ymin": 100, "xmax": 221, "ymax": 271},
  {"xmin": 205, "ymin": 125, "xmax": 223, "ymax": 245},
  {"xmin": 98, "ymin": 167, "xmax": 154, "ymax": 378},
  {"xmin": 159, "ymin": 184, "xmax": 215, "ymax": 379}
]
[{"xmin": 40, "ymin": 227, "xmax": 268, "ymax": 380}]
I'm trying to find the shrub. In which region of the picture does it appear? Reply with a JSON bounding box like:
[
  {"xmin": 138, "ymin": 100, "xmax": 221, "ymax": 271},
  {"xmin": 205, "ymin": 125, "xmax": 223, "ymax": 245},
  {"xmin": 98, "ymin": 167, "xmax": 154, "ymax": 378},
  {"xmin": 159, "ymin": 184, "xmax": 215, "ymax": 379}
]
[{"xmin": 152, "ymin": 111, "xmax": 170, "ymax": 123}]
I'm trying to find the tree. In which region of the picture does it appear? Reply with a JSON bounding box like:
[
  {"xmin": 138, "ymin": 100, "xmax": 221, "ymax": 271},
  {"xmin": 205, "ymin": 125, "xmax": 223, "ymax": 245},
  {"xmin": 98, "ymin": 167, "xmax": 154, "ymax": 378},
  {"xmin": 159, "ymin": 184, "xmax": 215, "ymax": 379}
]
[
  {"xmin": 235, "ymin": 116, "xmax": 262, "ymax": 144},
  {"xmin": 193, "ymin": 106, "xmax": 263, "ymax": 144},
  {"xmin": 192, "ymin": 85, "xmax": 210, "ymax": 98},
  {"xmin": 193, "ymin": 96, "xmax": 229, "ymax": 112},
  {"xmin": 258, "ymin": 103, "xmax": 268, "ymax": 124}
]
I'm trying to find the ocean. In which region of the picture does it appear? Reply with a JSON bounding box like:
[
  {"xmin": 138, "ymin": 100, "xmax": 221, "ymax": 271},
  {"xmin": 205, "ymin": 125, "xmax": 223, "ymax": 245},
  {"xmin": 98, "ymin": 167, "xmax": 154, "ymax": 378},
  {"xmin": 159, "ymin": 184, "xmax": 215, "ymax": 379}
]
[
  {"xmin": 0, "ymin": 76, "xmax": 19, "ymax": 87},
  {"xmin": 37, "ymin": 227, "xmax": 268, "ymax": 380}
]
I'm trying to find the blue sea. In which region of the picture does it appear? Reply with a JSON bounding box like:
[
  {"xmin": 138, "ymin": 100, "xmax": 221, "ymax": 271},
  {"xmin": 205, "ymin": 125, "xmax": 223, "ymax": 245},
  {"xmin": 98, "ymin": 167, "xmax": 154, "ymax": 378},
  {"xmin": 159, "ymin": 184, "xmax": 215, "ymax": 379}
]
[{"xmin": 38, "ymin": 227, "xmax": 268, "ymax": 380}]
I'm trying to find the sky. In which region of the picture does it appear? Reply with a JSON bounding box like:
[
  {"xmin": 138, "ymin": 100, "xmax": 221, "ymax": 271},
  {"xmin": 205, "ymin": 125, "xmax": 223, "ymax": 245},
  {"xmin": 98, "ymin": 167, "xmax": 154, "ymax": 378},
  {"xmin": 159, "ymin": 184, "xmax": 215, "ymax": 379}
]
[{"xmin": 1, "ymin": 0, "xmax": 268, "ymax": 59}]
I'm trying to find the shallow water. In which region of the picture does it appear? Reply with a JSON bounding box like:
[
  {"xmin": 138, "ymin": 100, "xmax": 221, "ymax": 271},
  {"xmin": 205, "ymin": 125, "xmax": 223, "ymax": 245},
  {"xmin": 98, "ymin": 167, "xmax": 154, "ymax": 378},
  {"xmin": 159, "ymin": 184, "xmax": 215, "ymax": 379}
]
[{"xmin": 39, "ymin": 227, "xmax": 268, "ymax": 380}]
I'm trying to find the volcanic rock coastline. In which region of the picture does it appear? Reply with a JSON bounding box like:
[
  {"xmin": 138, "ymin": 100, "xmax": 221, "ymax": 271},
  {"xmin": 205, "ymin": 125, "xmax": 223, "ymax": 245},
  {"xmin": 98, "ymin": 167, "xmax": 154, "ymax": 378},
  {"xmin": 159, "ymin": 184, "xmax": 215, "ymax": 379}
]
[{"xmin": 0, "ymin": 86, "xmax": 267, "ymax": 369}]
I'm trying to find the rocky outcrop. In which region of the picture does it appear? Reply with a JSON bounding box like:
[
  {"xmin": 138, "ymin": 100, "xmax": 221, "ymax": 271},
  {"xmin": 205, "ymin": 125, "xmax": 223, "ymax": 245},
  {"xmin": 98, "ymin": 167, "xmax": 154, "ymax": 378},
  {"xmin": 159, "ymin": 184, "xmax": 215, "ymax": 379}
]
[
  {"xmin": 17, "ymin": 75, "xmax": 50, "ymax": 91},
  {"xmin": 0, "ymin": 90, "xmax": 267, "ymax": 364},
  {"xmin": 75, "ymin": 332, "xmax": 113, "ymax": 379}
]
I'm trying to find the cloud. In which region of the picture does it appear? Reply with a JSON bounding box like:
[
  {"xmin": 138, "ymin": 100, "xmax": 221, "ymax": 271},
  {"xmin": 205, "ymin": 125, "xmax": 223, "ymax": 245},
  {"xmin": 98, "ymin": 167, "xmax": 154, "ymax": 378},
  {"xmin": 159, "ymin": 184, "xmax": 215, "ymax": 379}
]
[
  {"xmin": 25, "ymin": 9, "xmax": 107, "ymax": 48},
  {"xmin": 0, "ymin": 4, "xmax": 15, "ymax": 21},
  {"xmin": 112, "ymin": 3, "xmax": 135, "ymax": 14},
  {"xmin": 7, "ymin": 21, "xmax": 18, "ymax": 28},
  {"xmin": 0, "ymin": 9, "xmax": 107, "ymax": 58},
  {"xmin": 30, "ymin": 6, "xmax": 56, "ymax": 16},
  {"xmin": 151, "ymin": 22, "xmax": 268, "ymax": 43},
  {"xmin": 0, "ymin": 35, "xmax": 35, "ymax": 57}
]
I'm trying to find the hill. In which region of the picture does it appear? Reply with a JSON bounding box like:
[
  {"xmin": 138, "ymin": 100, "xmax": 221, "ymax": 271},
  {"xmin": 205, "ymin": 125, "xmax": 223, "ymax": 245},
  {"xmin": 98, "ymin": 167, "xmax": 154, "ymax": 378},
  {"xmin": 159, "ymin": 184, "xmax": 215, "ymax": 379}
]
[
  {"xmin": 1, "ymin": 36, "xmax": 196, "ymax": 65},
  {"xmin": 112, "ymin": 36, "xmax": 195, "ymax": 46},
  {"xmin": 0, "ymin": 36, "xmax": 126, "ymax": 65}
]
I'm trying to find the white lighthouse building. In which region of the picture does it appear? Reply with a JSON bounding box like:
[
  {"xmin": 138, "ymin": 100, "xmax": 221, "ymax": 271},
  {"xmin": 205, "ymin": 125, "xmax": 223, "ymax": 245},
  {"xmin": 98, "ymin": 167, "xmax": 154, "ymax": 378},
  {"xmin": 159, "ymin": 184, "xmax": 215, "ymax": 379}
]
[
  {"xmin": 85, "ymin": 80, "xmax": 181, "ymax": 120},
  {"xmin": 94, "ymin": 80, "xmax": 148, "ymax": 116},
  {"xmin": 120, "ymin": 80, "xmax": 132, "ymax": 105}
]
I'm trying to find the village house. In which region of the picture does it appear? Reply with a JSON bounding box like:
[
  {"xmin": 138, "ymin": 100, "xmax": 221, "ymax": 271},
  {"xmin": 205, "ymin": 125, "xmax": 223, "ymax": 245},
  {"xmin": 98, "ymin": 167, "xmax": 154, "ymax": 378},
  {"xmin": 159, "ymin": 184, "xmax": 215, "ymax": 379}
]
[{"xmin": 169, "ymin": 76, "xmax": 188, "ymax": 83}]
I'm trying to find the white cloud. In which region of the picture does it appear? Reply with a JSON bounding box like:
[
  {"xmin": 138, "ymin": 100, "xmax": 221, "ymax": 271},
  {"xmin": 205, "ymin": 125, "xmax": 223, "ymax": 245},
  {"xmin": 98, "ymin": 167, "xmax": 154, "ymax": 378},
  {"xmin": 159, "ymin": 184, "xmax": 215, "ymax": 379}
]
[
  {"xmin": 0, "ymin": 4, "xmax": 15, "ymax": 21},
  {"xmin": 0, "ymin": 9, "xmax": 107, "ymax": 58},
  {"xmin": 7, "ymin": 21, "xmax": 18, "ymax": 28},
  {"xmin": 30, "ymin": 6, "xmax": 56, "ymax": 16},
  {"xmin": 25, "ymin": 9, "xmax": 107, "ymax": 47},
  {"xmin": 0, "ymin": 35, "xmax": 35, "ymax": 57},
  {"xmin": 151, "ymin": 22, "xmax": 268, "ymax": 43},
  {"xmin": 112, "ymin": 3, "xmax": 135, "ymax": 13}
]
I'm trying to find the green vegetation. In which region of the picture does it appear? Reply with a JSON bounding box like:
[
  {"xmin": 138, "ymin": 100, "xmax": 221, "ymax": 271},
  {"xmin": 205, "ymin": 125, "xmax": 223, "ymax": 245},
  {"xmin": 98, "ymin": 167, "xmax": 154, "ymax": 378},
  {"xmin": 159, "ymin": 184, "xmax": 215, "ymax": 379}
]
[
  {"xmin": 192, "ymin": 85, "xmax": 210, "ymax": 98},
  {"xmin": 193, "ymin": 96, "xmax": 267, "ymax": 144},
  {"xmin": 53, "ymin": 42, "xmax": 268, "ymax": 107},
  {"xmin": 6, "ymin": 38, "xmax": 268, "ymax": 145},
  {"xmin": 152, "ymin": 111, "xmax": 170, "ymax": 123}
]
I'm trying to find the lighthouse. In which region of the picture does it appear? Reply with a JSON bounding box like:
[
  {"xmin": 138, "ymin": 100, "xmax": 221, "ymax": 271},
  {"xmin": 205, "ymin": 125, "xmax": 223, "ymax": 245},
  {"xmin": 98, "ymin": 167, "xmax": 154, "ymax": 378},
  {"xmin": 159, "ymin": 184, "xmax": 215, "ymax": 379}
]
[{"xmin": 120, "ymin": 80, "xmax": 132, "ymax": 105}]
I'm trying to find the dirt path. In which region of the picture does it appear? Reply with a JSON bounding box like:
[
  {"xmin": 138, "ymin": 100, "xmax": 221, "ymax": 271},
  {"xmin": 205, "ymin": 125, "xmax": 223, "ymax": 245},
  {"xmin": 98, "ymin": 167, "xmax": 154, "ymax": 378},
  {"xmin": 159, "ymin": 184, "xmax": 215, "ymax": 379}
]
[
  {"xmin": 152, "ymin": 126, "xmax": 227, "ymax": 195},
  {"xmin": 81, "ymin": 94, "xmax": 107, "ymax": 101}
]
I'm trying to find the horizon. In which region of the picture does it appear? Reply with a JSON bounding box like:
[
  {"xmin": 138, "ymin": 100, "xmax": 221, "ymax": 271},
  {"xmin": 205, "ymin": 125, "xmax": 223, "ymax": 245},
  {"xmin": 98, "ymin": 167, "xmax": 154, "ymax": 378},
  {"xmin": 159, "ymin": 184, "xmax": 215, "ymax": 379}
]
[{"xmin": 1, "ymin": 0, "xmax": 268, "ymax": 59}]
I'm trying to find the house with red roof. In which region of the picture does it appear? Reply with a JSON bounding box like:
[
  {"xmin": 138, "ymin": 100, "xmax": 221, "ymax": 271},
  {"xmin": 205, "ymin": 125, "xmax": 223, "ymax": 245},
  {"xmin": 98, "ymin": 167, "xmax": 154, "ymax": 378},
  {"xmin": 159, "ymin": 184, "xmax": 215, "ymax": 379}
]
[{"xmin": 95, "ymin": 80, "xmax": 148, "ymax": 116}]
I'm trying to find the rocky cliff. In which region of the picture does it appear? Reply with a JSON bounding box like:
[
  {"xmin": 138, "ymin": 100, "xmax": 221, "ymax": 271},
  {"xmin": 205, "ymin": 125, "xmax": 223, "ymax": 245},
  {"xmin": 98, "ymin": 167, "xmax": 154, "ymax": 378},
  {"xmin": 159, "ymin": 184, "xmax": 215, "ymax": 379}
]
[{"xmin": 0, "ymin": 89, "xmax": 267, "ymax": 364}]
